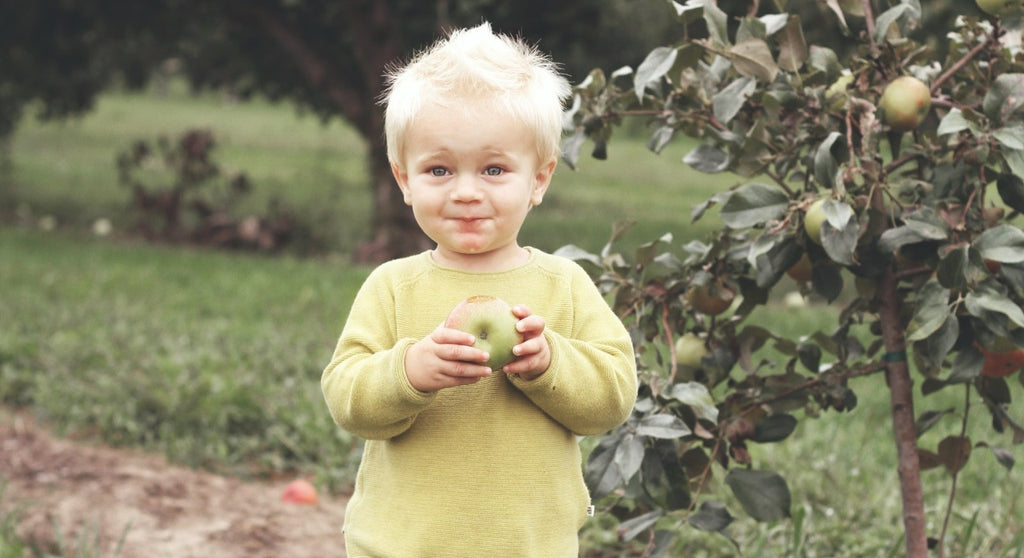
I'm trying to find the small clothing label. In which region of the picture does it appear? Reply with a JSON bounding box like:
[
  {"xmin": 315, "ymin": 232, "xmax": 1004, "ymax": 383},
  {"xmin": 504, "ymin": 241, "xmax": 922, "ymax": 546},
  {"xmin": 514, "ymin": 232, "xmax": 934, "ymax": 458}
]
[{"xmin": 586, "ymin": 505, "xmax": 596, "ymax": 517}]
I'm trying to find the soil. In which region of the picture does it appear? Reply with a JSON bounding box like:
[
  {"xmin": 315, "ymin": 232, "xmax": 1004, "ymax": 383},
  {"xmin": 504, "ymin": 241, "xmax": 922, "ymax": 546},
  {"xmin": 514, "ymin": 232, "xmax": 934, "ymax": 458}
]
[{"xmin": 0, "ymin": 413, "xmax": 349, "ymax": 557}]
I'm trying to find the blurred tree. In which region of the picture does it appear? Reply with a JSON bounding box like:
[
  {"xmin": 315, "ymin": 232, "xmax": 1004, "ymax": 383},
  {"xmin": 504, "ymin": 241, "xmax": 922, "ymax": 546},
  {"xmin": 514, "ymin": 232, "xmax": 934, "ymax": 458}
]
[{"xmin": 0, "ymin": 0, "xmax": 676, "ymax": 260}]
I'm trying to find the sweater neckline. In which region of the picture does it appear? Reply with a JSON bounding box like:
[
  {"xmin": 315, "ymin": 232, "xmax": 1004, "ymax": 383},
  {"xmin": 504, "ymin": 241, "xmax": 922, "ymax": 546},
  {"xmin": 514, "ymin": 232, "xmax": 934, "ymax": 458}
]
[{"xmin": 423, "ymin": 247, "xmax": 537, "ymax": 275}]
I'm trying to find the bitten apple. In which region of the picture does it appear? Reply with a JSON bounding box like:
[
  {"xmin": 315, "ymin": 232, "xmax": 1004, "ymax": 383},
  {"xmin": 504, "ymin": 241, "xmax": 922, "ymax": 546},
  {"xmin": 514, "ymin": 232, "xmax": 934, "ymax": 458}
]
[{"xmin": 444, "ymin": 295, "xmax": 524, "ymax": 371}]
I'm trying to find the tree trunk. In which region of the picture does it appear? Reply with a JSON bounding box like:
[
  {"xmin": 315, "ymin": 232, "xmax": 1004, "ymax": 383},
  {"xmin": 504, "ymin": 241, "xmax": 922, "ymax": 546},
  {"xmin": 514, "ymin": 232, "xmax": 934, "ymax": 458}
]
[
  {"xmin": 355, "ymin": 134, "xmax": 431, "ymax": 263},
  {"xmin": 871, "ymin": 181, "xmax": 927, "ymax": 556},
  {"xmin": 877, "ymin": 266, "xmax": 929, "ymax": 557}
]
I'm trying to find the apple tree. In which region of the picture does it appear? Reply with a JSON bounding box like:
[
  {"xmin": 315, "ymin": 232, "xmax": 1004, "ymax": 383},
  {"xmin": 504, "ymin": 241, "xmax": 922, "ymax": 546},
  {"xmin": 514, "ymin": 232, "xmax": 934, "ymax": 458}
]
[{"xmin": 560, "ymin": 1, "xmax": 1024, "ymax": 556}]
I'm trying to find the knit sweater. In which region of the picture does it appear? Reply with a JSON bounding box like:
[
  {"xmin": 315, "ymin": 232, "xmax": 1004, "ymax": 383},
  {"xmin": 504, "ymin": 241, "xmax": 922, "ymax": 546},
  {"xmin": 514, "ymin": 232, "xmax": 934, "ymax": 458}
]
[{"xmin": 321, "ymin": 249, "xmax": 637, "ymax": 557}]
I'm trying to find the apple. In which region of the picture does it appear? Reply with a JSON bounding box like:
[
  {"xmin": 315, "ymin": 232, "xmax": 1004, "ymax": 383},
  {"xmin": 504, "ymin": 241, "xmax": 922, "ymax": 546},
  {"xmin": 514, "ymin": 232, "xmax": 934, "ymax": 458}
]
[
  {"xmin": 976, "ymin": 0, "xmax": 1023, "ymax": 16},
  {"xmin": 786, "ymin": 253, "xmax": 814, "ymax": 282},
  {"xmin": 674, "ymin": 333, "xmax": 708, "ymax": 368},
  {"xmin": 684, "ymin": 283, "xmax": 733, "ymax": 316},
  {"xmin": 803, "ymin": 198, "xmax": 853, "ymax": 245},
  {"xmin": 444, "ymin": 295, "xmax": 524, "ymax": 370},
  {"xmin": 980, "ymin": 347, "xmax": 1024, "ymax": 378},
  {"xmin": 879, "ymin": 76, "xmax": 931, "ymax": 132},
  {"xmin": 281, "ymin": 479, "xmax": 319, "ymax": 505}
]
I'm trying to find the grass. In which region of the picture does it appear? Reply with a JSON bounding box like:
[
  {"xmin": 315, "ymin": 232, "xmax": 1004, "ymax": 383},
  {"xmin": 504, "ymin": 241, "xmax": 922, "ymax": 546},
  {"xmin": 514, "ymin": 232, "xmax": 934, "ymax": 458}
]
[{"xmin": 2, "ymin": 86, "xmax": 1024, "ymax": 556}]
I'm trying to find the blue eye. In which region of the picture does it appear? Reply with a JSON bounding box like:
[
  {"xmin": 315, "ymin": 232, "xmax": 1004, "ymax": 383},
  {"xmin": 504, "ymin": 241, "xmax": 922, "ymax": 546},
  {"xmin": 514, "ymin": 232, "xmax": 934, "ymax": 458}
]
[
  {"xmin": 430, "ymin": 167, "xmax": 448, "ymax": 177},
  {"xmin": 484, "ymin": 166, "xmax": 503, "ymax": 176}
]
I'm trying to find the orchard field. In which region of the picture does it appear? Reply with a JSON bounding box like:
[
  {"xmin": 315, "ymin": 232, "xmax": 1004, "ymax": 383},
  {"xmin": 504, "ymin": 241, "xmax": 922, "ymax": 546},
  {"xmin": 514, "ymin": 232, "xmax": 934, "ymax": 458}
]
[{"xmin": 2, "ymin": 73, "xmax": 1024, "ymax": 556}]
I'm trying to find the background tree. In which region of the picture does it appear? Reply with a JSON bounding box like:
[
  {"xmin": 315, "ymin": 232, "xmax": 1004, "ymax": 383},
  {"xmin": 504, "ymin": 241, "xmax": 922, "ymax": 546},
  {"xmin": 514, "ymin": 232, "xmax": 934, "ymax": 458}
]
[
  {"xmin": 564, "ymin": 0, "xmax": 1024, "ymax": 556},
  {"xmin": 0, "ymin": 0, "xmax": 677, "ymax": 261}
]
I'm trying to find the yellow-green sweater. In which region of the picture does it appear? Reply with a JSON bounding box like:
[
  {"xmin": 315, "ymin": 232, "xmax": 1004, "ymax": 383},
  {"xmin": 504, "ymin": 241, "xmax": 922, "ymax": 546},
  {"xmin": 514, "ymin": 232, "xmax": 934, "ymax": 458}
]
[{"xmin": 322, "ymin": 249, "xmax": 637, "ymax": 557}]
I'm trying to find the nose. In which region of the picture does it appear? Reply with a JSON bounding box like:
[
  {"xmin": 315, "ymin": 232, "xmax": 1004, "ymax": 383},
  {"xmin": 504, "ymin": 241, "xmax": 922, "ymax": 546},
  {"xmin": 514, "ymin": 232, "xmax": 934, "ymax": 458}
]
[{"xmin": 450, "ymin": 175, "xmax": 483, "ymax": 202}]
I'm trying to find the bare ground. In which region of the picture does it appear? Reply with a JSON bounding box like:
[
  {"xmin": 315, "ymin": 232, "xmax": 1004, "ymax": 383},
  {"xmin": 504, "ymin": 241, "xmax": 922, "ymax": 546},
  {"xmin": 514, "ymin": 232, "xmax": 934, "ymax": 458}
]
[{"xmin": 0, "ymin": 413, "xmax": 348, "ymax": 557}]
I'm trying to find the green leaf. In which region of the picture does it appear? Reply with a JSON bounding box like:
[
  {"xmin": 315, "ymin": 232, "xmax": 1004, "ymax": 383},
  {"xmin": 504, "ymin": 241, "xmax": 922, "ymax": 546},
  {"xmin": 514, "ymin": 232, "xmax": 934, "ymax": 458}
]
[
  {"xmin": 719, "ymin": 183, "xmax": 790, "ymax": 229},
  {"xmin": 821, "ymin": 0, "xmax": 850, "ymax": 36},
  {"xmin": 728, "ymin": 39, "xmax": 779, "ymax": 83},
  {"xmin": 614, "ymin": 433, "xmax": 646, "ymax": 481},
  {"xmin": 688, "ymin": 501, "xmax": 735, "ymax": 532},
  {"xmin": 775, "ymin": 15, "xmax": 807, "ymax": 72},
  {"xmin": 994, "ymin": 124, "xmax": 1024, "ymax": 150},
  {"xmin": 813, "ymin": 132, "xmax": 847, "ymax": 190},
  {"xmin": 618, "ymin": 510, "xmax": 664, "ymax": 542},
  {"xmin": 906, "ymin": 282, "xmax": 952, "ymax": 342},
  {"xmin": 807, "ymin": 45, "xmax": 841, "ymax": 80},
  {"xmin": 975, "ymin": 442, "xmax": 1015, "ymax": 471},
  {"xmin": 713, "ymin": 76, "xmax": 757, "ymax": 124},
  {"xmin": 965, "ymin": 290, "xmax": 1024, "ymax": 328},
  {"xmin": 684, "ymin": 144, "xmax": 731, "ymax": 173},
  {"xmin": 634, "ymin": 47, "xmax": 678, "ymax": 104},
  {"xmin": 915, "ymin": 408, "xmax": 955, "ymax": 438},
  {"xmin": 752, "ymin": 414, "xmax": 798, "ymax": 443},
  {"xmin": 982, "ymin": 74, "xmax": 1024, "ymax": 125},
  {"xmin": 974, "ymin": 224, "xmax": 1024, "ymax": 264},
  {"xmin": 874, "ymin": 4, "xmax": 912, "ymax": 45},
  {"xmin": 725, "ymin": 469, "xmax": 791, "ymax": 522},
  {"xmin": 636, "ymin": 413, "xmax": 692, "ymax": 439},
  {"xmin": 560, "ymin": 128, "xmax": 586, "ymax": 170},
  {"xmin": 937, "ymin": 108, "xmax": 972, "ymax": 136},
  {"xmin": 553, "ymin": 244, "xmax": 601, "ymax": 267},
  {"xmin": 936, "ymin": 244, "xmax": 987, "ymax": 292},
  {"xmin": 703, "ymin": 0, "xmax": 730, "ymax": 47},
  {"xmin": 668, "ymin": 382, "xmax": 719, "ymax": 423},
  {"xmin": 585, "ymin": 435, "xmax": 624, "ymax": 499},
  {"xmin": 997, "ymin": 173, "xmax": 1024, "ymax": 214}
]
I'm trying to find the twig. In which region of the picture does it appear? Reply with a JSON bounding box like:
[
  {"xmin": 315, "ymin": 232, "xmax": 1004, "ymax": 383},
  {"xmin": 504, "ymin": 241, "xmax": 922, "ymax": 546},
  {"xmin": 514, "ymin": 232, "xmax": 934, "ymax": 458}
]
[{"xmin": 936, "ymin": 384, "xmax": 972, "ymax": 558}]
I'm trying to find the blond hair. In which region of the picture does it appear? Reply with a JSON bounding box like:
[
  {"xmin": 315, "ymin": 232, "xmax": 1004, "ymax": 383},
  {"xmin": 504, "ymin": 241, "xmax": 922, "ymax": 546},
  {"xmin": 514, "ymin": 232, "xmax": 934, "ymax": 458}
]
[{"xmin": 382, "ymin": 22, "xmax": 571, "ymax": 167}]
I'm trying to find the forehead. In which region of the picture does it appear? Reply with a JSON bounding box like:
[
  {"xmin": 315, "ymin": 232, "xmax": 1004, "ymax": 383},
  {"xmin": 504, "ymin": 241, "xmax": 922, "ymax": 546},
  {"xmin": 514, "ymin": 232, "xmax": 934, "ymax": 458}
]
[{"xmin": 404, "ymin": 101, "xmax": 535, "ymax": 153}]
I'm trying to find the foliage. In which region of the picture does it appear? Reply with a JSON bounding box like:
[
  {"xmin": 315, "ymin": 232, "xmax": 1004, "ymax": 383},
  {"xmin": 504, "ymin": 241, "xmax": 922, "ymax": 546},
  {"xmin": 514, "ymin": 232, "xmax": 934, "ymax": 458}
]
[
  {"xmin": 562, "ymin": 0, "xmax": 1024, "ymax": 555},
  {"xmin": 0, "ymin": 0, "xmax": 680, "ymax": 261},
  {"xmin": 116, "ymin": 128, "xmax": 310, "ymax": 252}
]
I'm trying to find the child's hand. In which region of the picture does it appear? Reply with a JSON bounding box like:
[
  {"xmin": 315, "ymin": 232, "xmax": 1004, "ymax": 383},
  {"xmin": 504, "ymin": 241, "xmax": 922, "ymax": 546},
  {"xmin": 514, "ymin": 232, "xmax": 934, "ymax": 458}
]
[
  {"xmin": 503, "ymin": 304, "xmax": 551, "ymax": 381},
  {"xmin": 405, "ymin": 326, "xmax": 493, "ymax": 392}
]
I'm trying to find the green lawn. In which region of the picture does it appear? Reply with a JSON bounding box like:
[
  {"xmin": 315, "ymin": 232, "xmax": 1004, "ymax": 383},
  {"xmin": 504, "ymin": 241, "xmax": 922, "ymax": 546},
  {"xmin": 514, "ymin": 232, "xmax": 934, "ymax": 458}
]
[{"xmin": 2, "ymin": 87, "xmax": 1024, "ymax": 556}]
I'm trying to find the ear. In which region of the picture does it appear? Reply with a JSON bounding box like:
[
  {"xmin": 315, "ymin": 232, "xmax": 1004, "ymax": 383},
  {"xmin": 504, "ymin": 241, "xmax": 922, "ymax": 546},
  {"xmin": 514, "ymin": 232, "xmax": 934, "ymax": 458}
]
[
  {"xmin": 392, "ymin": 163, "xmax": 412, "ymax": 205},
  {"xmin": 529, "ymin": 158, "xmax": 557, "ymax": 207}
]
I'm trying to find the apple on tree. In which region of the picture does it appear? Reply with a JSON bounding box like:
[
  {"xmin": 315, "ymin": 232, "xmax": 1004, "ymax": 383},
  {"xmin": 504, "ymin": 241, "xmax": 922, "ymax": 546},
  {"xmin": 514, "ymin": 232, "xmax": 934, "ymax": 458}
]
[
  {"xmin": 878, "ymin": 76, "xmax": 932, "ymax": 132},
  {"xmin": 444, "ymin": 295, "xmax": 524, "ymax": 371},
  {"xmin": 674, "ymin": 333, "xmax": 709, "ymax": 369},
  {"xmin": 976, "ymin": 0, "xmax": 1023, "ymax": 16}
]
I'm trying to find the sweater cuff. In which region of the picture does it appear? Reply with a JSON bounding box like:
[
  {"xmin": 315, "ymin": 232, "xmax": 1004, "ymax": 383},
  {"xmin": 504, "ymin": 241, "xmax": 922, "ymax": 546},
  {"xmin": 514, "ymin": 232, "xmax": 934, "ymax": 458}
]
[{"xmin": 395, "ymin": 338, "xmax": 437, "ymax": 404}]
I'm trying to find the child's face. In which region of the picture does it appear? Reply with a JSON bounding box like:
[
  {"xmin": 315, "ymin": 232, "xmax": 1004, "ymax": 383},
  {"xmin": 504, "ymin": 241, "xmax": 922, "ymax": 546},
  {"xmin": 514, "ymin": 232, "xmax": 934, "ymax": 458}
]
[{"xmin": 391, "ymin": 100, "xmax": 555, "ymax": 270}]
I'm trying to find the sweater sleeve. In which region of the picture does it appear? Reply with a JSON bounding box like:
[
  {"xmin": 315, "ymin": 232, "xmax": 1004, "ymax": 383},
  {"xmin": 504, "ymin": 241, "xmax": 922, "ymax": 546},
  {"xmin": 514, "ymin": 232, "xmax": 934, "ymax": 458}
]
[
  {"xmin": 508, "ymin": 265, "xmax": 637, "ymax": 436},
  {"xmin": 321, "ymin": 268, "xmax": 435, "ymax": 440}
]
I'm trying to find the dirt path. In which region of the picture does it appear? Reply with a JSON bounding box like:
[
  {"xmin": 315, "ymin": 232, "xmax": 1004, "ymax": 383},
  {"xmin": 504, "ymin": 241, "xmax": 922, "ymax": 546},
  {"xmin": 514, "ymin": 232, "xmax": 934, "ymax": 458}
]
[{"xmin": 0, "ymin": 413, "xmax": 348, "ymax": 557}]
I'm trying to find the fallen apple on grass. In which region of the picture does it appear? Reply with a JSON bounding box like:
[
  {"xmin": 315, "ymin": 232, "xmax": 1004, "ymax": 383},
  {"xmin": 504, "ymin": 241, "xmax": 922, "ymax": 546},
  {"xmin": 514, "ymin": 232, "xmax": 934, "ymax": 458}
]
[
  {"xmin": 281, "ymin": 479, "xmax": 319, "ymax": 505},
  {"xmin": 444, "ymin": 295, "xmax": 524, "ymax": 371}
]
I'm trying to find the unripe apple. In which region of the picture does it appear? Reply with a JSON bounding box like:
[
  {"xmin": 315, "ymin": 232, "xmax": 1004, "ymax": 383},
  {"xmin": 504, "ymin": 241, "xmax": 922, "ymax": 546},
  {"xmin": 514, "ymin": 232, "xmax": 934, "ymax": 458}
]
[
  {"xmin": 444, "ymin": 295, "xmax": 524, "ymax": 370},
  {"xmin": 879, "ymin": 76, "xmax": 931, "ymax": 132},
  {"xmin": 281, "ymin": 479, "xmax": 319, "ymax": 505},
  {"xmin": 674, "ymin": 333, "xmax": 708, "ymax": 368},
  {"xmin": 976, "ymin": 0, "xmax": 1023, "ymax": 16},
  {"xmin": 803, "ymin": 198, "xmax": 853, "ymax": 245}
]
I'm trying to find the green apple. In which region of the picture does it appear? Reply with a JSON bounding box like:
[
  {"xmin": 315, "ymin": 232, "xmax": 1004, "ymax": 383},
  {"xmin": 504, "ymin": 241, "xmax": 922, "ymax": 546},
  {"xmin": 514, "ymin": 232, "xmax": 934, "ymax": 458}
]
[
  {"xmin": 976, "ymin": 0, "xmax": 1023, "ymax": 16},
  {"xmin": 674, "ymin": 333, "xmax": 708, "ymax": 368},
  {"xmin": 879, "ymin": 76, "xmax": 931, "ymax": 132},
  {"xmin": 804, "ymin": 198, "xmax": 853, "ymax": 245},
  {"xmin": 444, "ymin": 295, "xmax": 524, "ymax": 370}
]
